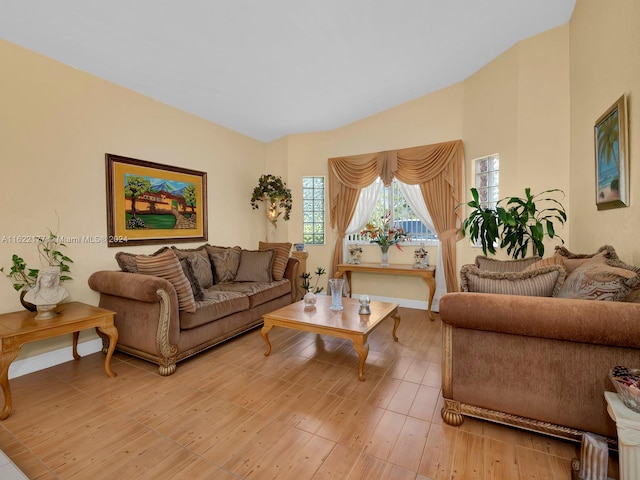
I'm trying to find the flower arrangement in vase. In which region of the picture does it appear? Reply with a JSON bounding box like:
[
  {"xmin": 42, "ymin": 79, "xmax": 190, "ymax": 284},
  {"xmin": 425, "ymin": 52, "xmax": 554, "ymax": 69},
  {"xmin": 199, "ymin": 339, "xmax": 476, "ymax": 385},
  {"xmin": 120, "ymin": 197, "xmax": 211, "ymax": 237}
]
[{"xmin": 360, "ymin": 212, "xmax": 410, "ymax": 265}]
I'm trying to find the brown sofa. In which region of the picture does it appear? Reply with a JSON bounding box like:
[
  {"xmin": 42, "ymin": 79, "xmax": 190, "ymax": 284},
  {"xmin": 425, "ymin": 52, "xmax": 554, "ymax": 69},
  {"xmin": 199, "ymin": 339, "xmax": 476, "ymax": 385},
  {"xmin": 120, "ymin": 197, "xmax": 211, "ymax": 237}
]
[
  {"xmin": 440, "ymin": 247, "xmax": 640, "ymax": 443},
  {"xmin": 88, "ymin": 243, "xmax": 298, "ymax": 376}
]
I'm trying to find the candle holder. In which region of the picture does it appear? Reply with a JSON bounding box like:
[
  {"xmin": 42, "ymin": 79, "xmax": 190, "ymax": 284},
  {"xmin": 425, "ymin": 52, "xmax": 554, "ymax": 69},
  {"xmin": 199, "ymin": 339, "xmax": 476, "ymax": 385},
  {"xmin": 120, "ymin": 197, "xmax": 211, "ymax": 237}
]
[{"xmin": 359, "ymin": 294, "xmax": 371, "ymax": 315}]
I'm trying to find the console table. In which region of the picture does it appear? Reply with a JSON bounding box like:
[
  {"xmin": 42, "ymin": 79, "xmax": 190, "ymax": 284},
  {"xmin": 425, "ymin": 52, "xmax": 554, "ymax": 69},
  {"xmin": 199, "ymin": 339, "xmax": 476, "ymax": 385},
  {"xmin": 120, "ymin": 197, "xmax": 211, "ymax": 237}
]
[
  {"xmin": 0, "ymin": 301, "xmax": 118, "ymax": 419},
  {"xmin": 336, "ymin": 263, "xmax": 436, "ymax": 320}
]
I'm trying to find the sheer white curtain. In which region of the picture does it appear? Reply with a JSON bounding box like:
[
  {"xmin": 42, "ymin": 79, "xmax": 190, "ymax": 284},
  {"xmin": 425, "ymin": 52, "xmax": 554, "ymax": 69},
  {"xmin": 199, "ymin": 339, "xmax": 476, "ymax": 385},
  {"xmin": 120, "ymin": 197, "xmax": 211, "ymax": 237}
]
[
  {"xmin": 341, "ymin": 180, "xmax": 382, "ymax": 268},
  {"xmin": 397, "ymin": 181, "xmax": 446, "ymax": 311}
]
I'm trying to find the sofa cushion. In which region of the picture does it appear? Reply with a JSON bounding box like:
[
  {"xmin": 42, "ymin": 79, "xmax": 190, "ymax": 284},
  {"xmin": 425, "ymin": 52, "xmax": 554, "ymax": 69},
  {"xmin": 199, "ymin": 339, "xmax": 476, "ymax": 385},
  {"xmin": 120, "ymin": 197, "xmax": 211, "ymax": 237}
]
[
  {"xmin": 115, "ymin": 246, "xmax": 170, "ymax": 274},
  {"xmin": 180, "ymin": 290, "xmax": 250, "ymax": 329},
  {"xmin": 234, "ymin": 249, "xmax": 274, "ymax": 283},
  {"xmin": 523, "ymin": 255, "xmax": 564, "ymax": 272},
  {"xmin": 136, "ymin": 248, "xmax": 196, "ymax": 313},
  {"xmin": 557, "ymin": 257, "xmax": 640, "ymax": 301},
  {"xmin": 474, "ymin": 256, "xmax": 539, "ymax": 273},
  {"xmin": 172, "ymin": 246, "xmax": 214, "ymax": 288},
  {"xmin": 259, "ymin": 241, "xmax": 292, "ymax": 281},
  {"xmin": 207, "ymin": 279, "xmax": 290, "ymax": 308},
  {"xmin": 554, "ymin": 245, "xmax": 618, "ymax": 274},
  {"xmin": 179, "ymin": 257, "xmax": 205, "ymax": 302},
  {"xmin": 460, "ymin": 264, "xmax": 566, "ymax": 297},
  {"xmin": 205, "ymin": 245, "xmax": 242, "ymax": 283}
]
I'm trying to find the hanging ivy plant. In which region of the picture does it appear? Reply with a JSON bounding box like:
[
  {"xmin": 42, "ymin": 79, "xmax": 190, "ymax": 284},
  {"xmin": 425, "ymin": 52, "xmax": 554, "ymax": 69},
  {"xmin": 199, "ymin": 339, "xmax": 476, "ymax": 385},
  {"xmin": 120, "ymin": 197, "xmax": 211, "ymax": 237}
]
[{"xmin": 250, "ymin": 174, "xmax": 292, "ymax": 225}]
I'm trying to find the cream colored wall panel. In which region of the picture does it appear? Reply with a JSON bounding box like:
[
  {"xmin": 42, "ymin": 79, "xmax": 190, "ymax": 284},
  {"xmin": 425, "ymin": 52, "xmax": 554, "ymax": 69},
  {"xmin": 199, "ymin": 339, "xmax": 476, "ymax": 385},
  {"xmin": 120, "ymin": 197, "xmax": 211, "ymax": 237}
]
[{"xmin": 569, "ymin": 0, "xmax": 640, "ymax": 265}]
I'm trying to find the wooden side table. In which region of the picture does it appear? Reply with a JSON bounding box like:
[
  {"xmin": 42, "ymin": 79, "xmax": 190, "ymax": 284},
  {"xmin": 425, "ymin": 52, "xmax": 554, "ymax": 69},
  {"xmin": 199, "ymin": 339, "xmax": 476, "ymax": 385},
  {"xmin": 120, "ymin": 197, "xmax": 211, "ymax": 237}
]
[
  {"xmin": 0, "ymin": 301, "xmax": 118, "ymax": 419},
  {"xmin": 336, "ymin": 263, "xmax": 436, "ymax": 320},
  {"xmin": 605, "ymin": 391, "xmax": 640, "ymax": 479}
]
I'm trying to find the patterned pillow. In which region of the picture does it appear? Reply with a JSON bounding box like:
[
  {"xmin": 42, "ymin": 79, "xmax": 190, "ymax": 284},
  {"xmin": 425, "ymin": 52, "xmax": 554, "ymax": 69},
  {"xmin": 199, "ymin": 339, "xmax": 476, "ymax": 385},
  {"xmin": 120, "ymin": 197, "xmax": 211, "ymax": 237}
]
[
  {"xmin": 205, "ymin": 245, "xmax": 242, "ymax": 283},
  {"xmin": 474, "ymin": 256, "xmax": 539, "ymax": 273},
  {"xmin": 554, "ymin": 245, "xmax": 618, "ymax": 274},
  {"xmin": 460, "ymin": 264, "xmax": 567, "ymax": 297},
  {"xmin": 258, "ymin": 241, "xmax": 291, "ymax": 281},
  {"xmin": 115, "ymin": 246, "xmax": 170, "ymax": 273},
  {"xmin": 179, "ymin": 257, "xmax": 204, "ymax": 301},
  {"xmin": 136, "ymin": 249, "xmax": 196, "ymax": 312},
  {"xmin": 172, "ymin": 246, "xmax": 214, "ymax": 288},
  {"xmin": 557, "ymin": 257, "xmax": 640, "ymax": 301},
  {"xmin": 523, "ymin": 255, "xmax": 564, "ymax": 272},
  {"xmin": 234, "ymin": 250, "xmax": 274, "ymax": 283}
]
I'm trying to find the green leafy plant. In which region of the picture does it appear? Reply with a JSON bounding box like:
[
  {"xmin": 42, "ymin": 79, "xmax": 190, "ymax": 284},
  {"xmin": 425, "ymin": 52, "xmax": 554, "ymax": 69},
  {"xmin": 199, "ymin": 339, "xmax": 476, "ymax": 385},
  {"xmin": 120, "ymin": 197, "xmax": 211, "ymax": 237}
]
[
  {"xmin": 300, "ymin": 267, "xmax": 326, "ymax": 294},
  {"xmin": 1, "ymin": 230, "xmax": 73, "ymax": 292},
  {"xmin": 250, "ymin": 174, "xmax": 293, "ymax": 225},
  {"xmin": 459, "ymin": 187, "xmax": 567, "ymax": 259}
]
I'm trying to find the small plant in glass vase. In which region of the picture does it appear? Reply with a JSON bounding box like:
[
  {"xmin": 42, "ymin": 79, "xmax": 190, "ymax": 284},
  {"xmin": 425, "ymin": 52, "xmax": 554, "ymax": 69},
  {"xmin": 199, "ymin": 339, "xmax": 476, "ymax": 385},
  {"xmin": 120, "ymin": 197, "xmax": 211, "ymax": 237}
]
[{"xmin": 300, "ymin": 267, "xmax": 326, "ymax": 307}]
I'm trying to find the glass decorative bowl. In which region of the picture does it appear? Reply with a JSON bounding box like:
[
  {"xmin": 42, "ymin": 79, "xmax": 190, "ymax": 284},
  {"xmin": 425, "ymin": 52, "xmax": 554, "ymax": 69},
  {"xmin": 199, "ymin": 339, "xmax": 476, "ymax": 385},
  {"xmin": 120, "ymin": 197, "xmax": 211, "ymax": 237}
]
[{"xmin": 609, "ymin": 366, "xmax": 640, "ymax": 414}]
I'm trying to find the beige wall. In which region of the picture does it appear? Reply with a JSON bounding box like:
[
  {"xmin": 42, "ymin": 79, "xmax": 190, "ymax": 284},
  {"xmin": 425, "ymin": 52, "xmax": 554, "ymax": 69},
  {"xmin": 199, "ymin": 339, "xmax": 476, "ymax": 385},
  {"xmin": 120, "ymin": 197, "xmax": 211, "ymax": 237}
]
[
  {"xmin": 459, "ymin": 24, "xmax": 571, "ymax": 266},
  {"xmin": 569, "ymin": 0, "xmax": 640, "ymax": 266},
  {"xmin": 0, "ymin": 40, "xmax": 266, "ymax": 357}
]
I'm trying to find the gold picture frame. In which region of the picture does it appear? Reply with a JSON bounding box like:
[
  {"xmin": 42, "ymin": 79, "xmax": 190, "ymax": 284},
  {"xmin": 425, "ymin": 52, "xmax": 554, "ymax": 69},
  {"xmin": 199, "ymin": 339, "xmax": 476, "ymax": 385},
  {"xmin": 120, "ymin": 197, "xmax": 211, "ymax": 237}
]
[
  {"xmin": 105, "ymin": 153, "xmax": 208, "ymax": 247},
  {"xmin": 595, "ymin": 94, "xmax": 629, "ymax": 210}
]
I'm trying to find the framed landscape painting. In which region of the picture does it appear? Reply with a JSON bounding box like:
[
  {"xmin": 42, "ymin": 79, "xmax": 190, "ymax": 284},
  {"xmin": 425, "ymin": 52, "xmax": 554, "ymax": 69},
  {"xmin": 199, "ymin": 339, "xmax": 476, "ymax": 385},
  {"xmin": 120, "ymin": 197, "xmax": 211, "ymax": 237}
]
[
  {"xmin": 594, "ymin": 94, "xmax": 628, "ymax": 210},
  {"xmin": 105, "ymin": 154, "xmax": 208, "ymax": 247}
]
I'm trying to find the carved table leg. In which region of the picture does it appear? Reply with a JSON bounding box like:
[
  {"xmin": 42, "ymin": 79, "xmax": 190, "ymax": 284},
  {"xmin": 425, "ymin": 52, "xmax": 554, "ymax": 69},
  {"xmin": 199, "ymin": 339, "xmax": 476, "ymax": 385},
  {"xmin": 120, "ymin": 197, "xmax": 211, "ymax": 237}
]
[
  {"xmin": 261, "ymin": 324, "xmax": 274, "ymax": 356},
  {"xmin": 0, "ymin": 349, "xmax": 20, "ymax": 420},
  {"xmin": 96, "ymin": 325, "xmax": 118, "ymax": 378},
  {"xmin": 352, "ymin": 341, "xmax": 370, "ymax": 381},
  {"xmin": 423, "ymin": 276, "xmax": 436, "ymax": 321},
  {"xmin": 391, "ymin": 312, "xmax": 401, "ymax": 342},
  {"xmin": 72, "ymin": 331, "xmax": 81, "ymax": 360}
]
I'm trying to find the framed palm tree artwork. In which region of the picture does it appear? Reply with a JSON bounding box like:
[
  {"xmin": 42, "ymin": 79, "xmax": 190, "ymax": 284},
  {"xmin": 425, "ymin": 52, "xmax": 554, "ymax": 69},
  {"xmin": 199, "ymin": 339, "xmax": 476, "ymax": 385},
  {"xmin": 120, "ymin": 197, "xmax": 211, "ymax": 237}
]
[{"xmin": 594, "ymin": 94, "xmax": 628, "ymax": 210}]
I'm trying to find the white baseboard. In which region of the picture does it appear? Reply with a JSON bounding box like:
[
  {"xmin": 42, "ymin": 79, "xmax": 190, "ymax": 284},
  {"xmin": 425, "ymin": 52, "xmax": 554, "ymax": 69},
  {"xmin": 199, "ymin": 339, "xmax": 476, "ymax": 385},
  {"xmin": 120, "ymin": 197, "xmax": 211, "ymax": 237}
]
[{"xmin": 8, "ymin": 338, "xmax": 103, "ymax": 380}]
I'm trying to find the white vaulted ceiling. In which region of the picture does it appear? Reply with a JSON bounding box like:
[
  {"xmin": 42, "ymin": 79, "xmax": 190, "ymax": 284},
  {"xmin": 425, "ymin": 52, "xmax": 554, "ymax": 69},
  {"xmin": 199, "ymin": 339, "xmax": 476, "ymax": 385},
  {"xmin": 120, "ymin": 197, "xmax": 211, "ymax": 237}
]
[{"xmin": 0, "ymin": 0, "xmax": 575, "ymax": 142}]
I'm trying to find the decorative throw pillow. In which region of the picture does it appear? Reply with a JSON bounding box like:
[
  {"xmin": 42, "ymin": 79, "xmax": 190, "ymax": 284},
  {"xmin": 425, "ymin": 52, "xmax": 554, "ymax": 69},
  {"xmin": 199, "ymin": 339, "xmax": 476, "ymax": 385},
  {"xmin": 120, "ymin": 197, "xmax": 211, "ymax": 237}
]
[
  {"xmin": 234, "ymin": 250, "xmax": 274, "ymax": 283},
  {"xmin": 115, "ymin": 246, "xmax": 170, "ymax": 273},
  {"xmin": 523, "ymin": 255, "xmax": 564, "ymax": 272},
  {"xmin": 460, "ymin": 264, "xmax": 567, "ymax": 297},
  {"xmin": 554, "ymin": 245, "xmax": 618, "ymax": 274},
  {"xmin": 205, "ymin": 245, "xmax": 242, "ymax": 283},
  {"xmin": 474, "ymin": 256, "xmax": 539, "ymax": 273},
  {"xmin": 136, "ymin": 249, "xmax": 196, "ymax": 313},
  {"xmin": 258, "ymin": 241, "xmax": 291, "ymax": 281},
  {"xmin": 115, "ymin": 252, "xmax": 138, "ymax": 273},
  {"xmin": 557, "ymin": 257, "xmax": 640, "ymax": 301},
  {"xmin": 179, "ymin": 257, "xmax": 205, "ymax": 302},
  {"xmin": 172, "ymin": 246, "xmax": 214, "ymax": 288}
]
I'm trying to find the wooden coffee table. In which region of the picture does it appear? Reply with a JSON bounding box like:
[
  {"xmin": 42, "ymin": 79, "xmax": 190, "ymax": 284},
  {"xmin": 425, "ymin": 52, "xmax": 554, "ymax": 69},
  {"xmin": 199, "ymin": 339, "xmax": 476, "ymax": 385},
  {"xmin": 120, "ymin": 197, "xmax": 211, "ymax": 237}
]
[
  {"xmin": 0, "ymin": 301, "xmax": 118, "ymax": 419},
  {"xmin": 261, "ymin": 296, "xmax": 400, "ymax": 381}
]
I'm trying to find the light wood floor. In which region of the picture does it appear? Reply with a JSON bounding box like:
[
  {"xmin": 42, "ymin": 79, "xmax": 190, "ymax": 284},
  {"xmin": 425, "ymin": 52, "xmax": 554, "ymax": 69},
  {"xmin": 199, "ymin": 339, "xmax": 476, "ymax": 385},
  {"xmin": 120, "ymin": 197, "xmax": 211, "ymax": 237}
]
[{"xmin": 0, "ymin": 308, "xmax": 619, "ymax": 479}]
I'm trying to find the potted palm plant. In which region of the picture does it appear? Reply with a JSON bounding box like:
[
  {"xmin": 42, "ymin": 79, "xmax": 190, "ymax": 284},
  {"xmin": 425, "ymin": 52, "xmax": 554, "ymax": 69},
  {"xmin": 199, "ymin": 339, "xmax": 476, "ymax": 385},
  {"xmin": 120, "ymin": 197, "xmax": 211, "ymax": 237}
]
[{"xmin": 459, "ymin": 187, "xmax": 567, "ymax": 259}]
